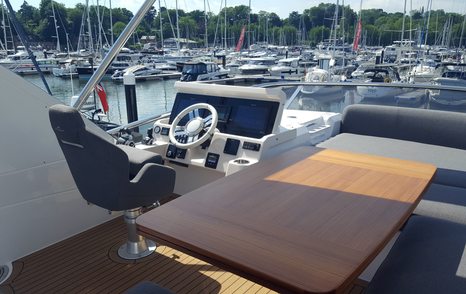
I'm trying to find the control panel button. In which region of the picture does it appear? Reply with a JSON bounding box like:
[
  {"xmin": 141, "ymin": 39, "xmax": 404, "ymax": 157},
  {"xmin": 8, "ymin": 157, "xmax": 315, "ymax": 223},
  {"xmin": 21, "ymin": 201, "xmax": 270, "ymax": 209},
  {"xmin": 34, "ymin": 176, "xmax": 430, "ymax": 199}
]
[
  {"xmin": 153, "ymin": 126, "xmax": 161, "ymax": 134},
  {"xmin": 161, "ymin": 127, "xmax": 170, "ymax": 136},
  {"xmin": 224, "ymin": 138, "xmax": 240, "ymax": 155},
  {"xmin": 166, "ymin": 144, "xmax": 177, "ymax": 158},
  {"xmin": 242, "ymin": 141, "xmax": 261, "ymax": 151},
  {"xmin": 176, "ymin": 148, "xmax": 187, "ymax": 159},
  {"xmin": 205, "ymin": 153, "xmax": 220, "ymax": 169}
]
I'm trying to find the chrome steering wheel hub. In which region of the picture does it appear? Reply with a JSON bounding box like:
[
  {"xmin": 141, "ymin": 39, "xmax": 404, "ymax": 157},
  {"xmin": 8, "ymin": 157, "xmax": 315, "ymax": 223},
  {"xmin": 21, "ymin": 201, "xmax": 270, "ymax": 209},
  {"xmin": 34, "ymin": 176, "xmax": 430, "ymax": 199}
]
[{"xmin": 185, "ymin": 117, "xmax": 204, "ymax": 136}]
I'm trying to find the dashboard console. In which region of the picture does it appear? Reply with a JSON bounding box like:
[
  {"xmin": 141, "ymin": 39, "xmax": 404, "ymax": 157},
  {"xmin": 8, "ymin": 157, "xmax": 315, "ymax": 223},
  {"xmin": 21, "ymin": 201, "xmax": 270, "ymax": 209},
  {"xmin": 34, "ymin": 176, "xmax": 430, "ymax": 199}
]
[{"xmin": 148, "ymin": 82, "xmax": 287, "ymax": 175}]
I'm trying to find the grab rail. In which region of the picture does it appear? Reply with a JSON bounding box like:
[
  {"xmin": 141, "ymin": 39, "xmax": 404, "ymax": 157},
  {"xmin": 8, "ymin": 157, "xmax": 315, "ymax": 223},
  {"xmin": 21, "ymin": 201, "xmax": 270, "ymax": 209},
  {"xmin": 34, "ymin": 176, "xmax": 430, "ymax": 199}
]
[
  {"xmin": 256, "ymin": 81, "xmax": 466, "ymax": 92},
  {"xmin": 106, "ymin": 112, "xmax": 170, "ymax": 135}
]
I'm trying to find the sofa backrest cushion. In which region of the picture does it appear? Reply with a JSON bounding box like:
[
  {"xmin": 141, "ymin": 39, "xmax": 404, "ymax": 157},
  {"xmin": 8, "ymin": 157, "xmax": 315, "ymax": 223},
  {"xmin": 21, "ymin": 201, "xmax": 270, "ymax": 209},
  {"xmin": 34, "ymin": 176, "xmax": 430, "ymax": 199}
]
[{"xmin": 341, "ymin": 104, "xmax": 466, "ymax": 150}]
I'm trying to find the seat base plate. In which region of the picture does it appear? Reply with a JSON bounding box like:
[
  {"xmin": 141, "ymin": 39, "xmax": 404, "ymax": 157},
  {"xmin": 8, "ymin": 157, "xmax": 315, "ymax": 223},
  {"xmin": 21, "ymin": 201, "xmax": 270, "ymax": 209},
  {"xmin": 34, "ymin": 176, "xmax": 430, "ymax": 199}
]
[{"xmin": 118, "ymin": 239, "xmax": 157, "ymax": 260}]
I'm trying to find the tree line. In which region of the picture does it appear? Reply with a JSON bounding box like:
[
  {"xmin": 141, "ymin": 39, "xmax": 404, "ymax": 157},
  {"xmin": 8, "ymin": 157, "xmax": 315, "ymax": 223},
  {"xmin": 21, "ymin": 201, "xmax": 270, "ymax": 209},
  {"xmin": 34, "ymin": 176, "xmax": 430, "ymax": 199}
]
[{"xmin": 1, "ymin": 0, "xmax": 466, "ymax": 51}]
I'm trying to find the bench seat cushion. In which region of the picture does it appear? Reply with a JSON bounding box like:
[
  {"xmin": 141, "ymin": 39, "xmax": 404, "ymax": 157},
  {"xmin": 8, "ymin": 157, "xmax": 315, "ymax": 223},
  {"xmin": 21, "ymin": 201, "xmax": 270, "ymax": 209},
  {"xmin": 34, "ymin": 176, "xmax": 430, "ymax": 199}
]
[
  {"xmin": 340, "ymin": 104, "xmax": 466, "ymax": 150},
  {"xmin": 317, "ymin": 133, "xmax": 466, "ymax": 188},
  {"xmin": 317, "ymin": 133, "xmax": 466, "ymax": 174},
  {"xmin": 318, "ymin": 133, "xmax": 466, "ymax": 224},
  {"xmin": 366, "ymin": 215, "xmax": 466, "ymax": 294},
  {"xmin": 414, "ymin": 184, "xmax": 466, "ymax": 224}
]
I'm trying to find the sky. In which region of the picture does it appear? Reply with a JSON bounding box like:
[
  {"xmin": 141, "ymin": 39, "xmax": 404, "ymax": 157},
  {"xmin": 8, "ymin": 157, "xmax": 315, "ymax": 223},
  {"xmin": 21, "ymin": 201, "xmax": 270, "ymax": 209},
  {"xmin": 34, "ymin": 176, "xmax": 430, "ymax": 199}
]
[{"xmin": 6, "ymin": 0, "xmax": 464, "ymax": 19}]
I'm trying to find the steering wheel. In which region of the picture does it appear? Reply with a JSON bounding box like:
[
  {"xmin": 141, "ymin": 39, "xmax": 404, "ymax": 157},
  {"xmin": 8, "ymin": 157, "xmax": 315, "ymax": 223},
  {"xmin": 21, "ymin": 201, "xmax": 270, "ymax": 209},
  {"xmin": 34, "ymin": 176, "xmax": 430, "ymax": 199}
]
[{"xmin": 169, "ymin": 103, "xmax": 218, "ymax": 149}]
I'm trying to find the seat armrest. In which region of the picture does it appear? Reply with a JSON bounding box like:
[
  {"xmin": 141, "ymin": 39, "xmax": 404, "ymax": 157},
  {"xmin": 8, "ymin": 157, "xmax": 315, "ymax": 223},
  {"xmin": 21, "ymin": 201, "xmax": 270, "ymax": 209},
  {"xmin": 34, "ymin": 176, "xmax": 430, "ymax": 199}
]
[
  {"xmin": 130, "ymin": 163, "xmax": 176, "ymax": 199},
  {"xmin": 119, "ymin": 145, "xmax": 163, "ymax": 178}
]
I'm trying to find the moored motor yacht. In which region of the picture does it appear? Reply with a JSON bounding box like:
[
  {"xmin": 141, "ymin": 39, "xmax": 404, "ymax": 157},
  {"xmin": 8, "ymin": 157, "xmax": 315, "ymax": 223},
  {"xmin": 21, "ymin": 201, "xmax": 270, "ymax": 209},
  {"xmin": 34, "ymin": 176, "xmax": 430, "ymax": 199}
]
[
  {"xmin": 52, "ymin": 58, "xmax": 85, "ymax": 78},
  {"xmin": 430, "ymin": 65, "xmax": 466, "ymax": 107},
  {"xmin": 238, "ymin": 57, "xmax": 276, "ymax": 75},
  {"xmin": 10, "ymin": 58, "xmax": 60, "ymax": 75},
  {"xmin": 268, "ymin": 57, "xmax": 304, "ymax": 77},
  {"xmin": 111, "ymin": 64, "xmax": 163, "ymax": 82},
  {"xmin": 356, "ymin": 66, "xmax": 408, "ymax": 100},
  {"xmin": 179, "ymin": 61, "xmax": 229, "ymax": 82}
]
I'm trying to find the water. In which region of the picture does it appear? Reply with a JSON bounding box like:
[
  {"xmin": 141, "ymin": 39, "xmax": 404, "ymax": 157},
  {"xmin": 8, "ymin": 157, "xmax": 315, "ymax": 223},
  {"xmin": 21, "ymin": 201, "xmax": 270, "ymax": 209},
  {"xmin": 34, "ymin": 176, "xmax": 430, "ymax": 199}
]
[{"xmin": 21, "ymin": 75, "xmax": 178, "ymax": 125}]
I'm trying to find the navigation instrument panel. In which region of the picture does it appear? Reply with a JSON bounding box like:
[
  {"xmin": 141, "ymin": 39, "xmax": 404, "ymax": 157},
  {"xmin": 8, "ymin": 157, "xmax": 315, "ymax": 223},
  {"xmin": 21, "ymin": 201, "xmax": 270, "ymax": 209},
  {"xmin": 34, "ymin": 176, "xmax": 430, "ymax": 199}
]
[{"xmin": 169, "ymin": 93, "xmax": 279, "ymax": 139}]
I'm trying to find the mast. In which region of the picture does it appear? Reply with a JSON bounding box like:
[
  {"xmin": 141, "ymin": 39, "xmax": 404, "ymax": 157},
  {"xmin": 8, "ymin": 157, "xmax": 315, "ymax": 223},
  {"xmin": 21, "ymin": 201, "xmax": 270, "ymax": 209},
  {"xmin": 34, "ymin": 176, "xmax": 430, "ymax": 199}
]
[
  {"xmin": 266, "ymin": 14, "xmax": 268, "ymax": 44},
  {"xmin": 1, "ymin": 0, "xmax": 7, "ymax": 51},
  {"xmin": 1, "ymin": 0, "xmax": 13, "ymax": 52},
  {"xmin": 424, "ymin": 0, "xmax": 432, "ymax": 47},
  {"xmin": 401, "ymin": 0, "xmax": 407, "ymax": 41},
  {"xmin": 175, "ymin": 0, "xmax": 180, "ymax": 50},
  {"xmin": 460, "ymin": 12, "xmax": 466, "ymax": 48},
  {"xmin": 409, "ymin": 0, "xmax": 412, "ymax": 66},
  {"xmin": 247, "ymin": 0, "xmax": 251, "ymax": 48},
  {"xmin": 96, "ymin": 0, "xmax": 102, "ymax": 52},
  {"xmin": 86, "ymin": 0, "xmax": 94, "ymax": 53},
  {"xmin": 341, "ymin": 0, "xmax": 345, "ymax": 45},
  {"xmin": 332, "ymin": 0, "xmax": 339, "ymax": 57},
  {"xmin": 158, "ymin": 0, "xmax": 163, "ymax": 49},
  {"xmin": 224, "ymin": 0, "xmax": 227, "ymax": 49},
  {"xmin": 204, "ymin": 0, "xmax": 207, "ymax": 48},
  {"xmin": 51, "ymin": 0, "xmax": 61, "ymax": 52},
  {"xmin": 109, "ymin": 0, "xmax": 114, "ymax": 45}
]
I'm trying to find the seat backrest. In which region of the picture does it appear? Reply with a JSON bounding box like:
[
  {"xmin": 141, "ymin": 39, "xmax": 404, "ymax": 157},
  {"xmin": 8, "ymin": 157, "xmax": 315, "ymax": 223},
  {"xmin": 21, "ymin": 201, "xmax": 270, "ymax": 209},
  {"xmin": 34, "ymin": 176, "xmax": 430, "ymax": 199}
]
[
  {"xmin": 49, "ymin": 104, "xmax": 129, "ymax": 209},
  {"xmin": 341, "ymin": 104, "xmax": 466, "ymax": 150}
]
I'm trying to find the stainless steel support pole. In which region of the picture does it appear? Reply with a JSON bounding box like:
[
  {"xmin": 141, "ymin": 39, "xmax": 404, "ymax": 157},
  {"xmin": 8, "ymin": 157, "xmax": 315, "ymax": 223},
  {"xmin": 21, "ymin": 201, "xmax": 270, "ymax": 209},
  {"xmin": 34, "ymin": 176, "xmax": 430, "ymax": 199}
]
[
  {"xmin": 73, "ymin": 0, "xmax": 156, "ymax": 110},
  {"xmin": 124, "ymin": 72, "xmax": 139, "ymax": 131}
]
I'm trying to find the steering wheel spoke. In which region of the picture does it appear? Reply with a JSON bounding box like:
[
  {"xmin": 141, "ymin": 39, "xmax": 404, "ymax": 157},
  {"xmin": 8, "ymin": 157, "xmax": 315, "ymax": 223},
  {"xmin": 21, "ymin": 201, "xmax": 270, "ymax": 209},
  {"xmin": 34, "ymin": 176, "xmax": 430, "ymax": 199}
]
[
  {"xmin": 187, "ymin": 134, "xmax": 199, "ymax": 143},
  {"xmin": 174, "ymin": 126, "xmax": 186, "ymax": 134},
  {"xmin": 169, "ymin": 103, "xmax": 218, "ymax": 149},
  {"xmin": 203, "ymin": 114, "xmax": 212, "ymax": 124}
]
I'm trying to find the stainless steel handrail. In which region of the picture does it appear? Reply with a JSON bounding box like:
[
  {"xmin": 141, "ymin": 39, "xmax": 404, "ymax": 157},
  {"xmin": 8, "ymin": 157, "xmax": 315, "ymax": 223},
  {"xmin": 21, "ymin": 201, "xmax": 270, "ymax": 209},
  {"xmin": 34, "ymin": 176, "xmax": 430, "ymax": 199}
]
[
  {"xmin": 73, "ymin": 0, "xmax": 156, "ymax": 110},
  {"xmin": 256, "ymin": 81, "xmax": 466, "ymax": 92},
  {"xmin": 107, "ymin": 112, "xmax": 170, "ymax": 135}
]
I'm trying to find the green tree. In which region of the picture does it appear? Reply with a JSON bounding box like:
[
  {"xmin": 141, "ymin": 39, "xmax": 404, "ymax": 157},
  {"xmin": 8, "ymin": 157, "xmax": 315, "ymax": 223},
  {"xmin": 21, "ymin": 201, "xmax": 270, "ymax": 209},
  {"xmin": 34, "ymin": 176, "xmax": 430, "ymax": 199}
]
[
  {"xmin": 17, "ymin": 1, "xmax": 40, "ymax": 38},
  {"xmin": 113, "ymin": 21, "xmax": 126, "ymax": 38},
  {"xmin": 308, "ymin": 25, "xmax": 330, "ymax": 46}
]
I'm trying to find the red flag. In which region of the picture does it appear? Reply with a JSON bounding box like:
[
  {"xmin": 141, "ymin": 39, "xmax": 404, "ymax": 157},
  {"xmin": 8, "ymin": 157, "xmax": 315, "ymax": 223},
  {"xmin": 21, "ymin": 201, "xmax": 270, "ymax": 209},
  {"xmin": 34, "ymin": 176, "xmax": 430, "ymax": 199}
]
[
  {"xmin": 235, "ymin": 26, "xmax": 246, "ymax": 52},
  {"xmin": 353, "ymin": 19, "xmax": 362, "ymax": 51},
  {"xmin": 95, "ymin": 83, "xmax": 109, "ymax": 114}
]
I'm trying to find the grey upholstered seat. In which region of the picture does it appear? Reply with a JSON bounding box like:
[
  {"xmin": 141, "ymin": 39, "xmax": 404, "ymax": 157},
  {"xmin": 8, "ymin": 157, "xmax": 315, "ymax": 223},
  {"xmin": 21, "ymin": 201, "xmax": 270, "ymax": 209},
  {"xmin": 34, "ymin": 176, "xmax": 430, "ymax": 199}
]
[
  {"xmin": 317, "ymin": 104, "xmax": 466, "ymax": 224},
  {"xmin": 317, "ymin": 133, "xmax": 466, "ymax": 173},
  {"xmin": 366, "ymin": 215, "xmax": 466, "ymax": 294},
  {"xmin": 337, "ymin": 104, "xmax": 466, "ymax": 150},
  {"xmin": 49, "ymin": 104, "xmax": 175, "ymax": 259}
]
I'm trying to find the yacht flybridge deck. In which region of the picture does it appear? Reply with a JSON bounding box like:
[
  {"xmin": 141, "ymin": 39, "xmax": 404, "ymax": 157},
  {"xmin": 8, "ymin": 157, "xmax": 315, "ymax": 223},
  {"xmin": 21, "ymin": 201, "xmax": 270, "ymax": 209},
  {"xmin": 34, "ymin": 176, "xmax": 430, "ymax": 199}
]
[
  {"xmin": 3, "ymin": 0, "xmax": 466, "ymax": 290},
  {"xmin": 140, "ymin": 82, "xmax": 339, "ymax": 194},
  {"xmin": 3, "ymin": 63, "xmax": 466, "ymax": 292}
]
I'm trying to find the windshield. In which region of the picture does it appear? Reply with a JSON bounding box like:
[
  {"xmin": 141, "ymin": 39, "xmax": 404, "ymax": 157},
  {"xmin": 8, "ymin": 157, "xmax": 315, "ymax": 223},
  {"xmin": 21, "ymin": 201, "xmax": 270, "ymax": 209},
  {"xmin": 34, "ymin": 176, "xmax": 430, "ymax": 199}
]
[
  {"xmin": 182, "ymin": 64, "xmax": 207, "ymax": 74},
  {"xmin": 272, "ymin": 83, "xmax": 466, "ymax": 115}
]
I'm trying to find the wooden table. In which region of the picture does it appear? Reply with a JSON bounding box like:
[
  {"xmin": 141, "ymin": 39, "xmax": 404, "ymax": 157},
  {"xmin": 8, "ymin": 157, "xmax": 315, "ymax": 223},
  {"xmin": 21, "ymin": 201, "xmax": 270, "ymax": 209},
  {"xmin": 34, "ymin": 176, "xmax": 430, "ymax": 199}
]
[{"xmin": 137, "ymin": 146, "xmax": 436, "ymax": 293}]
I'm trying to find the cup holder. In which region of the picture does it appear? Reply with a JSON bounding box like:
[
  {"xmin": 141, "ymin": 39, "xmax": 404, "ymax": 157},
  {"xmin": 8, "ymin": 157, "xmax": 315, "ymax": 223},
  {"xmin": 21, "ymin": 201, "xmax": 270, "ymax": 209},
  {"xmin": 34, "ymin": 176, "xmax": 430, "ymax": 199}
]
[{"xmin": 233, "ymin": 159, "xmax": 250, "ymax": 165}]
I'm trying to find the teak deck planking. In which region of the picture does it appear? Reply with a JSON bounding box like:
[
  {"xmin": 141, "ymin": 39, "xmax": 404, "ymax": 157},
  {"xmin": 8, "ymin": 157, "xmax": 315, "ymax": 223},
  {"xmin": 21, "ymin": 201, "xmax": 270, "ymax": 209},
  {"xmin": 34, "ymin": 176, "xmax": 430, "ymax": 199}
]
[
  {"xmin": 0, "ymin": 216, "xmax": 275, "ymax": 294},
  {"xmin": 0, "ymin": 215, "xmax": 367, "ymax": 294}
]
